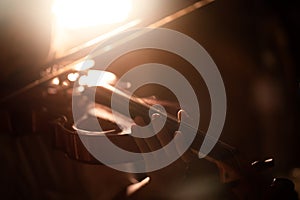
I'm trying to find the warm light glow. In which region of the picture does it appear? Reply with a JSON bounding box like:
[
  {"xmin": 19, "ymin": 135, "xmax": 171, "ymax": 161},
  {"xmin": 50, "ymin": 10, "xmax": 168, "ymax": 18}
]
[
  {"xmin": 79, "ymin": 70, "xmax": 117, "ymax": 87},
  {"xmin": 77, "ymin": 86, "xmax": 85, "ymax": 92},
  {"xmin": 67, "ymin": 72, "xmax": 79, "ymax": 82},
  {"xmin": 126, "ymin": 177, "xmax": 150, "ymax": 196},
  {"xmin": 52, "ymin": 0, "xmax": 132, "ymax": 29},
  {"xmin": 51, "ymin": 77, "xmax": 60, "ymax": 85},
  {"xmin": 74, "ymin": 59, "xmax": 95, "ymax": 71},
  {"xmin": 62, "ymin": 81, "xmax": 69, "ymax": 87}
]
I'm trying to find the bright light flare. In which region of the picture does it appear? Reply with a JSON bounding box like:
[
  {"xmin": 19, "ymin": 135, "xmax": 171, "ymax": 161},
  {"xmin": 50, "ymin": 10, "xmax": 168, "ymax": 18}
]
[
  {"xmin": 79, "ymin": 70, "xmax": 117, "ymax": 87},
  {"xmin": 52, "ymin": 0, "xmax": 133, "ymax": 29},
  {"xmin": 62, "ymin": 81, "xmax": 69, "ymax": 87},
  {"xmin": 67, "ymin": 72, "xmax": 79, "ymax": 82},
  {"xmin": 74, "ymin": 59, "xmax": 95, "ymax": 71},
  {"xmin": 51, "ymin": 77, "xmax": 60, "ymax": 85}
]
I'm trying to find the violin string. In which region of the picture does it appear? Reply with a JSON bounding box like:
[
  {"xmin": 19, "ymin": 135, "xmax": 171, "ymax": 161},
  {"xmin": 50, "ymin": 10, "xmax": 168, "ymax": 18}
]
[{"xmin": 102, "ymin": 84, "xmax": 237, "ymax": 155}]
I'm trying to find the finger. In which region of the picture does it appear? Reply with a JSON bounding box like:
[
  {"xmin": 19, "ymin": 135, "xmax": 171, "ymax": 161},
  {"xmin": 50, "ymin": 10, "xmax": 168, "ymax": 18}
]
[
  {"xmin": 114, "ymin": 177, "xmax": 150, "ymax": 199},
  {"xmin": 152, "ymin": 113, "xmax": 180, "ymax": 159},
  {"xmin": 131, "ymin": 124, "xmax": 151, "ymax": 153},
  {"xmin": 132, "ymin": 121, "xmax": 159, "ymax": 172},
  {"xmin": 133, "ymin": 116, "xmax": 167, "ymax": 171},
  {"xmin": 174, "ymin": 131, "xmax": 195, "ymax": 163},
  {"xmin": 175, "ymin": 110, "xmax": 196, "ymax": 163},
  {"xmin": 151, "ymin": 113, "xmax": 172, "ymax": 146},
  {"xmin": 133, "ymin": 116, "xmax": 161, "ymax": 152},
  {"xmin": 126, "ymin": 177, "xmax": 150, "ymax": 196},
  {"xmin": 177, "ymin": 109, "xmax": 191, "ymax": 123}
]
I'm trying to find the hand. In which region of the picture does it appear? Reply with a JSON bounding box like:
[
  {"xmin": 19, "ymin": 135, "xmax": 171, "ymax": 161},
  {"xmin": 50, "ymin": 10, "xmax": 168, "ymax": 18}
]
[{"xmin": 130, "ymin": 110, "xmax": 195, "ymax": 198}]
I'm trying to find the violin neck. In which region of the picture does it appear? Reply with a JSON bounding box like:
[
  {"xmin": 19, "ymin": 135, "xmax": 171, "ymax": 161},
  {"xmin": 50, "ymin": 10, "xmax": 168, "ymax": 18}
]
[{"xmin": 94, "ymin": 84, "xmax": 238, "ymax": 162}]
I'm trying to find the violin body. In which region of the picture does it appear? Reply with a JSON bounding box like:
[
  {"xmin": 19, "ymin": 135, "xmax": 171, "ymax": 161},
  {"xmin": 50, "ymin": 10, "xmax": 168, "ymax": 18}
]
[
  {"xmin": 45, "ymin": 81, "xmax": 297, "ymax": 200},
  {"xmin": 0, "ymin": 69, "xmax": 297, "ymax": 199}
]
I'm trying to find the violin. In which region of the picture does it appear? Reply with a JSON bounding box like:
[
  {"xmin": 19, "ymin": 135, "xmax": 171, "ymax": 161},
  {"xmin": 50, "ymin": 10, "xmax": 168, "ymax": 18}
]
[{"xmin": 50, "ymin": 78, "xmax": 298, "ymax": 200}]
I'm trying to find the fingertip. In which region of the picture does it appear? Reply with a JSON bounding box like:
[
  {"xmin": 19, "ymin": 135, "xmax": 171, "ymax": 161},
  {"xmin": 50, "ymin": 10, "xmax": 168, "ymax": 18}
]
[
  {"xmin": 177, "ymin": 109, "xmax": 191, "ymax": 123},
  {"xmin": 151, "ymin": 113, "xmax": 160, "ymax": 121}
]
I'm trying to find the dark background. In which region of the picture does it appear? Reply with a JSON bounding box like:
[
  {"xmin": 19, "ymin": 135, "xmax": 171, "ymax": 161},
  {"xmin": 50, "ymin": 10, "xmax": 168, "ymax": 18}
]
[{"xmin": 0, "ymin": 0, "xmax": 299, "ymax": 199}]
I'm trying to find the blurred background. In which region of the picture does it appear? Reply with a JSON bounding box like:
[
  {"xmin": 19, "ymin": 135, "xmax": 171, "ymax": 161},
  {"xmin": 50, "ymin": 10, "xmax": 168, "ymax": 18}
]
[{"xmin": 0, "ymin": 0, "xmax": 299, "ymax": 199}]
